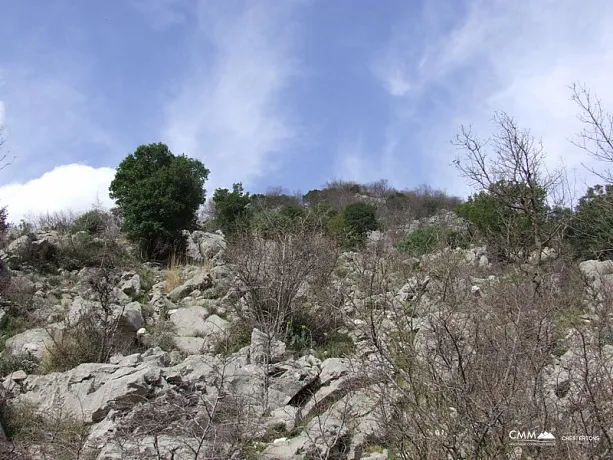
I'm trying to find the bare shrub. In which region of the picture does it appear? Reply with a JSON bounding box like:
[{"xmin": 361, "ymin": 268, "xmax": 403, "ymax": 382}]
[
  {"xmin": 113, "ymin": 358, "xmax": 259, "ymax": 459},
  {"xmin": 226, "ymin": 225, "xmax": 338, "ymax": 346},
  {"xmin": 22, "ymin": 209, "xmax": 79, "ymax": 233},
  {"xmin": 1, "ymin": 398, "xmax": 90, "ymax": 459},
  {"xmin": 42, "ymin": 267, "xmax": 136, "ymax": 372},
  {"xmin": 347, "ymin": 243, "xmax": 611, "ymax": 459}
]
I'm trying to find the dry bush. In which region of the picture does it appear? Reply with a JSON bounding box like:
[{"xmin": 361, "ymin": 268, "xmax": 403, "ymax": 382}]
[
  {"xmin": 226, "ymin": 224, "xmax": 339, "ymax": 348},
  {"xmin": 42, "ymin": 268, "xmax": 137, "ymax": 373},
  {"xmin": 1, "ymin": 398, "xmax": 91, "ymax": 459},
  {"xmin": 22, "ymin": 210, "xmax": 79, "ymax": 234},
  {"xmin": 347, "ymin": 245, "xmax": 612, "ymax": 459},
  {"xmin": 113, "ymin": 359, "xmax": 259, "ymax": 459}
]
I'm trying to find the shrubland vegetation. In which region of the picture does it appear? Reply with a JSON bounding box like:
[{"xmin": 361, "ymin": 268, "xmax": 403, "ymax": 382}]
[{"xmin": 0, "ymin": 84, "xmax": 613, "ymax": 458}]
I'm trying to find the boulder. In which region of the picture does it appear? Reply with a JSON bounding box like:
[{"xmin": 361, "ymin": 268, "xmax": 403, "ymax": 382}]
[
  {"xmin": 119, "ymin": 272, "xmax": 141, "ymax": 297},
  {"xmin": 2, "ymin": 328, "xmax": 54, "ymax": 361},
  {"xmin": 249, "ymin": 328, "xmax": 287, "ymax": 364},
  {"xmin": 170, "ymin": 308, "xmax": 229, "ymax": 341},
  {"xmin": 120, "ymin": 302, "xmax": 145, "ymax": 331},
  {"xmin": 167, "ymin": 271, "xmax": 213, "ymax": 302},
  {"xmin": 7, "ymin": 235, "xmax": 32, "ymax": 257}
]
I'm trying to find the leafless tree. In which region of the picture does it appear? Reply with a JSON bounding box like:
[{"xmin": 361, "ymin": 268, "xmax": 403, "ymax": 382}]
[
  {"xmin": 571, "ymin": 82, "xmax": 613, "ymax": 182},
  {"xmin": 453, "ymin": 112, "xmax": 568, "ymax": 294},
  {"xmin": 0, "ymin": 125, "xmax": 15, "ymax": 172}
]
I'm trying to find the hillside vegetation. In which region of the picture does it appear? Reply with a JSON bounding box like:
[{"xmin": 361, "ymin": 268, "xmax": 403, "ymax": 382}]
[{"xmin": 0, "ymin": 86, "xmax": 612, "ymax": 459}]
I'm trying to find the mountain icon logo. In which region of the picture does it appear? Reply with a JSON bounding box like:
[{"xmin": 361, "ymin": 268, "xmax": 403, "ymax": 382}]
[{"xmin": 537, "ymin": 432, "xmax": 555, "ymax": 440}]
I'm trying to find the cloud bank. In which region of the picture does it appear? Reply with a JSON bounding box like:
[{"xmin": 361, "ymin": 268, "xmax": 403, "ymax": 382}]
[{"xmin": 0, "ymin": 164, "xmax": 115, "ymax": 223}]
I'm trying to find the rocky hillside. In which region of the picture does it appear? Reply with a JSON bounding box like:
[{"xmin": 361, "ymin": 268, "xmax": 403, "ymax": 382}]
[{"xmin": 0, "ymin": 214, "xmax": 612, "ymax": 459}]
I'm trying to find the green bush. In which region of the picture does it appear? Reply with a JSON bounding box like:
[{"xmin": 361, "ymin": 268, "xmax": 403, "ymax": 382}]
[
  {"xmin": 567, "ymin": 184, "xmax": 613, "ymax": 260},
  {"xmin": 214, "ymin": 321, "xmax": 252, "ymax": 357},
  {"xmin": 109, "ymin": 142, "xmax": 210, "ymax": 260},
  {"xmin": 398, "ymin": 226, "xmax": 469, "ymax": 256},
  {"xmin": 212, "ymin": 183, "xmax": 252, "ymax": 237},
  {"xmin": 315, "ymin": 331, "xmax": 356, "ymax": 359},
  {"xmin": 71, "ymin": 209, "xmax": 108, "ymax": 235},
  {"xmin": 0, "ymin": 354, "xmax": 38, "ymax": 377},
  {"xmin": 343, "ymin": 202, "xmax": 379, "ymax": 246},
  {"xmin": 456, "ymin": 180, "xmax": 548, "ymax": 261},
  {"xmin": 251, "ymin": 210, "xmax": 293, "ymax": 237}
]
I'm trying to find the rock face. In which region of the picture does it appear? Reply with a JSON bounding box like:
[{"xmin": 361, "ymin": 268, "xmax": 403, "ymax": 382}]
[
  {"xmin": 167, "ymin": 271, "xmax": 213, "ymax": 302},
  {"xmin": 184, "ymin": 230, "xmax": 226, "ymax": 263}
]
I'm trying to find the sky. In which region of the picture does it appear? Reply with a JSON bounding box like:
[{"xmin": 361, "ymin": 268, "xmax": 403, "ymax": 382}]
[{"xmin": 1, "ymin": 0, "xmax": 612, "ymax": 223}]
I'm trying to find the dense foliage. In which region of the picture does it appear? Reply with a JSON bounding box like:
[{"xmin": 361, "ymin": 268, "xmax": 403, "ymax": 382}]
[
  {"xmin": 211, "ymin": 183, "xmax": 252, "ymax": 237},
  {"xmin": 568, "ymin": 184, "xmax": 613, "ymax": 260},
  {"xmin": 398, "ymin": 226, "xmax": 469, "ymax": 256},
  {"xmin": 109, "ymin": 143, "xmax": 209, "ymax": 260},
  {"xmin": 457, "ymin": 180, "xmax": 549, "ymax": 261}
]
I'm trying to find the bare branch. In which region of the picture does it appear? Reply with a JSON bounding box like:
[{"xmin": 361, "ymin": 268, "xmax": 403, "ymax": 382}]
[{"xmin": 570, "ymin": 82, "xmax": 613, "ymax": 182}]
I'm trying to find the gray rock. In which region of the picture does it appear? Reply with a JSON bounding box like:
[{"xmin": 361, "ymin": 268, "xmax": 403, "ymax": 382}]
[
  {"xmin": 119, "ymin": 272, "xmax": 141, "ymax": 297},
  {"xmin": 167, "ymin": 271, "xmax": 213, "ymax": 302},
  {"xmin": 16, "ymin": 360, "xmax": 161, "ymax": 423},
  {"xmin": 7, "ymin": 235, "xmax": 32, "ymax": 257},
  {"xmin": 170, "ymin": 308, "xmax": 229, "ymax": 341},
  {"xmin": 120, "ymin": 302, "xmax": 145, "ymax": 331},
  {"xmin": 579, "ymin": 260, "xmax": 613, "ymax": 279},
  {"xmin": 174, "ymin": 336, "xmax": 205, "ymax": 355},
  {"xmin": 184, "ymin": 231, "xmax": 227, "ymax": 263},
  {"xmin": 250, "ymin": 328, "xmax": 287, "ymax": 364},
  {"xmin": 2, "ymin": 328, "xmax": 55, "ymax": 361}
]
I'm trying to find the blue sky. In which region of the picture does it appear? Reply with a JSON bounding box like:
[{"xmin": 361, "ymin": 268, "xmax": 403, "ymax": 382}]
[{"xmin": 0, "ymin": 0, "xmax": 611, "ymax": 222}]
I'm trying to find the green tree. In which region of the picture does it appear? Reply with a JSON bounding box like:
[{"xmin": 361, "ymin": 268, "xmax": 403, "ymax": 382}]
[
  {"xmin": 343, "ymin": 202, "xmax": 379, "ymax": 246},
  {"xmin": 109, "ymin": 143, "xmax": 209, "ymax": 260},
  {"xmin": 568, "ymin": 184, "xmax": 613, "ymax": 260},
  {"xmin": 212, "ymin": 183, "xmax": 252, "ymax": 236},
  {"xmin": 457, "ymin": 180, "xmax": 549, "ymax": 262}
]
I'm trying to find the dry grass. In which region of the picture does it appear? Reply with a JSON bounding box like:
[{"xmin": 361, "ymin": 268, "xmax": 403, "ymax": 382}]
[{"xmin": 164, "ymin": 252, "xmax": 185, "ymax": 293}]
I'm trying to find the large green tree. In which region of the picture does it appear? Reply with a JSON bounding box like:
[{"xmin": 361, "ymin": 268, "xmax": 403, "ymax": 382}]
[
  {"xmin": 212, "ymin": 183, "xmax": 252, "ymax": 237},
  {"xmin": 109, "ymin": 143, "xmax": 209, "ymax": 260}
]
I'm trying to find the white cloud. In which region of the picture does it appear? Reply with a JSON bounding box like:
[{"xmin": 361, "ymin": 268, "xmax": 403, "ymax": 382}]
[
  {"xmin": 0, "ymin": 164, "xmax": 115, "ymax": 223},
  {"xmin": 373, "ymin": 0, "xmax": 613, "ymax": 196},
  {"xmin": 162, "ymin": 1, "xmax": 303, "ymax": 191}
]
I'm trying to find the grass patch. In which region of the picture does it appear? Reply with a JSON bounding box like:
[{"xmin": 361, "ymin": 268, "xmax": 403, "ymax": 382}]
[
  {"xmin": 0, "ymin": 354, "xmax": 38, "ymax": 378},
  {"xmin": 315, "ymin": 331, "xmax": 356, "ymax": 359},
  {"xmin": 214, "ymin": 321, "xmax": 252, "ymax": 357},
  {"xmin": 164, "ymin": 253, "xmax": 184, "ymax": 293}
]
